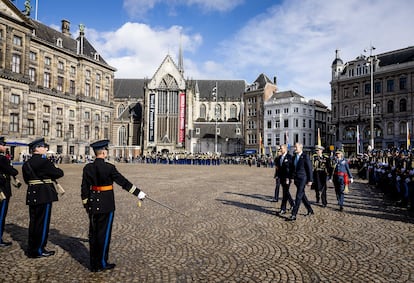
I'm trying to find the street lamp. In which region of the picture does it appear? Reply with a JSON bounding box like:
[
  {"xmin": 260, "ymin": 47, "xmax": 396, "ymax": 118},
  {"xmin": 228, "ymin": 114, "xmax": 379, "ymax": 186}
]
[
  {"xmin": 365, "ymin": 45, "xmax": 376, "ymax": 151},
  {"xmin": 212, "ymin": 82, "xmax": 218, "ymax": 154}
]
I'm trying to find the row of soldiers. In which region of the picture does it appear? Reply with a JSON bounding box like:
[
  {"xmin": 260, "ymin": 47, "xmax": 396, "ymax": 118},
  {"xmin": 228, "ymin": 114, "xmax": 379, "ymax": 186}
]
[{"xmin": 353, "ymin": 149, "xmax": 414, "ymax": 210}]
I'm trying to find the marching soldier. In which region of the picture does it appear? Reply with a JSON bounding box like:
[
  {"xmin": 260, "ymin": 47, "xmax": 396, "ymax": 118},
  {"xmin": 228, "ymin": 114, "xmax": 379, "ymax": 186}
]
[
  {"xmin": 330, "ymin": 150, "xmax": 353, "ymax": 211},
  {"xmin": 81, "ymin": 139, "xmax": 147, "ymax": 272},
  {"xmin": 0, "ymin": 137, "xmax": 20, "ymax": 247},
  {"xmin": 311, "ymin": 145, "xmax": 332, "ymax": 207},
  {"xmin": 22, "ymin": 138, "xmax": 64, "ymax": 258}
]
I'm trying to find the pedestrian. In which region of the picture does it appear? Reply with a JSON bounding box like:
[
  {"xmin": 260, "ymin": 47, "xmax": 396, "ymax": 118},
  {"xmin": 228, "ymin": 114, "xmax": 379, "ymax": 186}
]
[
  {"xmin": 81, "ymin": 139, "xmax": 147, "ymax": 272},
  {"xmin": 22, "ymin": 137, "xmax": 64, "ymax": 258},
  {"xmin": 0, "ymin": 137, "xmax": 20, "ymax": 247},
  {"xmin": 271, "ymin": 146, "xmax": 281, "ymax": 202},
  {"xmin": 311, "ymin": 145, "xmax": 332, "ymax": 207},
  {"xmin": 275, "ymin": 144, "xmax": 295, "ymax": 214},
  {"xmin": 330, "ymin": 149, "xmax": 353, "ymax": 211},
  {"xmin": 287, "ymin": 142, "xmax": 314, "ymax": 221}
]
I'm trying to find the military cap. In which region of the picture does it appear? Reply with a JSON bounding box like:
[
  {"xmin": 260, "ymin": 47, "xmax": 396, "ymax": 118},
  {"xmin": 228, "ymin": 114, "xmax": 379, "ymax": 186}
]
[
  {"xmin": 0, "ymin": 136, "xmax": 6, "ymax": 146},
  {"xmin": 335, "ymin": 149, "xmax": 344, "ymax": 155},
  {"xmin": 28, "ymin": 137, "xmax": 47, "ymax": 151},
  {"xmin": 315, "ymin": 145, "xmax": 324, "ymax": 151},
  {"xmin": 90, "ymin": 139, "xmax": 110, "ymax": 151}
]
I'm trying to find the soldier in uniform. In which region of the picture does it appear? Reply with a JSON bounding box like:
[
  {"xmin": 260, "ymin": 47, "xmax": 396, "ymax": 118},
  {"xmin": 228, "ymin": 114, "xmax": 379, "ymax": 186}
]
[
  {"xmin": 0, "ymin": 137, "xmax": 20, "ymax": 247},
  {"xmin": 81, "ymin": 140, "xmax": 147, "ymax": 272},
  {"xmin": 22, "ymin": 138, "xmax": 64, "ymax": 258},
  {"xmin": 330, "ymin": 150, "xmax": 353, "ymax": 211},
  {"xmin": 311, "ymin": 145, "xmax": 332, "ymax": 207}
]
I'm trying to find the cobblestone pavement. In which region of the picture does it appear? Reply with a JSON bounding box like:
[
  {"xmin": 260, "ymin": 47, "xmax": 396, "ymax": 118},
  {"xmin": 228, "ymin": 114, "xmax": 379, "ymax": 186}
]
[{"xmin": 1, "ymin": 164, "xmax": 413, "ymax": 282}]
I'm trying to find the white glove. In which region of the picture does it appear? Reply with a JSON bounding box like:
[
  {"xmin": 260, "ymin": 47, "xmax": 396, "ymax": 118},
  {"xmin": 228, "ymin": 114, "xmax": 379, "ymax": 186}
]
[
  {"xmin": 350, "ymin": 178, "xmax": 354, "ymax": 184},
  {"xmin": 328, "ymin": 179, "xmax": 332, "ymax": 183},
  {"xmin": 138, "ymin": 191, "xmax": 146, "ymax": 200}
]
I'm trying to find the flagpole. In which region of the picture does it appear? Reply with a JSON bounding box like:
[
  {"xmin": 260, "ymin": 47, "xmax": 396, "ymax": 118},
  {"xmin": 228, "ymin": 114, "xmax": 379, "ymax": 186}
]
[
  {"xmin": 214, "ymin": 82, "xmax": 218, "ymax": 154},
  {"xmin": 356, "ymin": 125, "xmax": 360, "ymax": 155}
]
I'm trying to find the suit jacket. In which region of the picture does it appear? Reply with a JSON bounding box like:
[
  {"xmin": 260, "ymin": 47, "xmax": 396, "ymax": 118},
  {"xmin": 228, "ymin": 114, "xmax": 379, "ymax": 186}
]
[
  {"xmin": 275, "ymin": 153, "xmax": 293, "ymax": 181},
  {"xmin": 0, "ymin": 154, "xmax": 19, "ymax": 198},
  {"xmin": 292, "ymin": 153, "xmax": 313, "ymax": 184}
]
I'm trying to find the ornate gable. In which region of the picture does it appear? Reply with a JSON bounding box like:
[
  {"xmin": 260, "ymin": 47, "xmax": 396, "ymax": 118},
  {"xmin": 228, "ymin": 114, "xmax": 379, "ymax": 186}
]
[{"xmin": 148, "ymin": 55, "xmax": 185, "ymax": 90}]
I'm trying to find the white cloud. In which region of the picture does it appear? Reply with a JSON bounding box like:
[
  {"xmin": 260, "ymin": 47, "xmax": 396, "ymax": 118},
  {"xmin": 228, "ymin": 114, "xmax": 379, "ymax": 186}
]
[{"xmin": 86, "ymin": 22, "xmax": 202, "ymax": 78}]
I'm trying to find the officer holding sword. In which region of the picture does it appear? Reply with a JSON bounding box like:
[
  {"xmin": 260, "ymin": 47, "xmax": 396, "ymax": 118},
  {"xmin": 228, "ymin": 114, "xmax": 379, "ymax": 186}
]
[{"xmin": 81, "ymin": 139, "xmax": 146, "ymax": 272}]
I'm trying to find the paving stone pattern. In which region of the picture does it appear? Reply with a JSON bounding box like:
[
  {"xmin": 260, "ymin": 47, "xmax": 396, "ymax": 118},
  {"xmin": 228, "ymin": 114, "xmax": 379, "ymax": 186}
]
[{"xmin": 1, "ymin": 164, "xmax": 413, "ymax": 282}]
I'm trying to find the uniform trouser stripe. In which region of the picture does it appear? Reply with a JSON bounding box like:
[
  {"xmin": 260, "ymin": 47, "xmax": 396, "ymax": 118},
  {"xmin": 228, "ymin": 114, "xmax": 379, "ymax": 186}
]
[
  {"xmin": 0, "ymin": 199, "xmax": 8, "ymax": 240},
  {"xmin": 101, "ymin": 212, "xmax": 114, "ymax": 268},
  {"xmin": 38, "ymin": 203, "xmax": 51, "ymax": 254}
]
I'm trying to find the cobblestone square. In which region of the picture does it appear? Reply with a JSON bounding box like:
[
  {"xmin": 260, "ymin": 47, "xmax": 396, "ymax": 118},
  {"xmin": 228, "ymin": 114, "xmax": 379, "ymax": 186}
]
[{"xmin": 1, "ymin": 164, "xmax": 413, "ymax": 282}]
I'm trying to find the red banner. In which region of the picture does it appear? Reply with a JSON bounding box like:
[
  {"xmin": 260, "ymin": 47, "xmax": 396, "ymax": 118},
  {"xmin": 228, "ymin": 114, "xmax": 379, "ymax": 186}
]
[{"xmin": 179, "ymin": 93, "xmax": 186, "ymax": 143}]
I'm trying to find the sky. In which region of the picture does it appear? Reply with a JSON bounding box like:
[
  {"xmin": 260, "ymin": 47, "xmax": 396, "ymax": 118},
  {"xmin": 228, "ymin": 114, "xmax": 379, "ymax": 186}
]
[{"xmin": 12, "ymin": 0, "xmax": 414, "ymax": 106}]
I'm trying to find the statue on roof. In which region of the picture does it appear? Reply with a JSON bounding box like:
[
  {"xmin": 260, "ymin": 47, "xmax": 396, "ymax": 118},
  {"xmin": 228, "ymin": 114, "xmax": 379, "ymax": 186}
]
[{"xmin": 23, "ymin": 0, "xmax": 31, "ymax": 16}]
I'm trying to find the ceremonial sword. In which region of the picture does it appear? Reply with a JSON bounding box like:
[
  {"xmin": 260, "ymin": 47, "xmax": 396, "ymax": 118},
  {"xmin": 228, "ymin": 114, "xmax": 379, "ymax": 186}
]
[{"xmin": 138, "ymin": 195, "xmax": 189, "ymax": 218}]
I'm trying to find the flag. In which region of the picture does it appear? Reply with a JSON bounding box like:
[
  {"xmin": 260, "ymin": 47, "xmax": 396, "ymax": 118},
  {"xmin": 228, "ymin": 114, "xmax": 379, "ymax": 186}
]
[
  {"xmin": 285, "ymin": 131, "xmax": 290, "ymax": 150},
  {"xmin": 407, "ymin": 123, "xmax": 411, "ymax": 149},
  {"xmin": 356, "ymin": 125, "xmax": 360, "ymax": 154},
  {"xmin": 317, "ymin": 128, "xmax": 321, "ymax": 146},
  {"xmin": 259, "ymin": 132, "xmax": 264, "ymax": 155}
]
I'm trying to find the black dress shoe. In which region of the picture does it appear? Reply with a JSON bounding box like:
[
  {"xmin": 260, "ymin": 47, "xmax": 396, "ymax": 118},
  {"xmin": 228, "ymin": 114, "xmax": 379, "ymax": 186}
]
[
  {"xmin": 102, "ymin": 263, "xmax": 116, "ymax": 270},
  {"xmin": 305, "ymin": 211, "xmax": 314, "ymax": 216},
  {"xmin": 0, "ymin": 241, "xmax": 12, "ymax": 247},
  {"xmin": 339, "ymin": 206, "xmax": 343, "ymax": 211},
  {"xmin": 285, "ymin": 215, "xmax": 296, "ymax": 221},
  {"xmin": 39, "ymin": 250, "xmax": 55, "ymax": 257}
]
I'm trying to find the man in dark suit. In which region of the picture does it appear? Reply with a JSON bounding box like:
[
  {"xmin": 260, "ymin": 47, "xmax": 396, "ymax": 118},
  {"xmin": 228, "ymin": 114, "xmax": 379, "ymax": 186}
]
[
  {"xmin": 287, "ymin": 142, "xmax": 314, "ymax": 221},
  {"xmin": 274, "ymin": 144, "xmax": 294, "ymax": 214}
]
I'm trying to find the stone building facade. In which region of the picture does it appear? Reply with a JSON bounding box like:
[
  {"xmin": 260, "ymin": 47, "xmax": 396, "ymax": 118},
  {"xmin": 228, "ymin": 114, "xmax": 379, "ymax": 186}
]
[
  {"xmin": 331, "ymin": 46, "xmax": 414, "ymax": 155},
  {"xmin": 0, "ymin": 0, "xmax": 115, "ymax": 161}
]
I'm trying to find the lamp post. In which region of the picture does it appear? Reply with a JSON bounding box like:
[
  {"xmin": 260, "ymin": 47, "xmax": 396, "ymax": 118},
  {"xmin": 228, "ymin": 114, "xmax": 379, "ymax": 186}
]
[
  {"xmin": 365, "ymin": 45, "xmax": 376, "ymax": 151},
  {"xmin": 212, "ymin": 82, "xmax": 218, "ymax": 154}
]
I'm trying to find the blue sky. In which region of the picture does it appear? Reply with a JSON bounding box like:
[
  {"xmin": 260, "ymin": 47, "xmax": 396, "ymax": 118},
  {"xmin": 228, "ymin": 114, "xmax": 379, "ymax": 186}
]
[{"xmin": 13, "ymin": 0, "xmax": 414, "ymax": 106}]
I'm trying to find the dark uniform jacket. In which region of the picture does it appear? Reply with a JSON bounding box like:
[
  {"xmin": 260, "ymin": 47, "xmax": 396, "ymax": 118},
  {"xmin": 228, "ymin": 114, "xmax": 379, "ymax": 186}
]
[
  {"xmin": 0, "ymin": 153, "xmax": 18, "ymax": 198},
  {"xmin": 312, "ymin": 154, "xmax": 332, "ymax": 190},
  {"xmin": 81, "ymin": 158, "xmax": 141, "ymax": 214},
  {"xmin": 22, "ymin": 154, "xmax": 64, "ymax": 205}
]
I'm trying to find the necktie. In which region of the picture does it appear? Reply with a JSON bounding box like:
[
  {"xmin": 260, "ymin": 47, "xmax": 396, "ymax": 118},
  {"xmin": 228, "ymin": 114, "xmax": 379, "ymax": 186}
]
[{"xmin": 295, "ymin": 154, "xmax": 299, "ymax": 167}]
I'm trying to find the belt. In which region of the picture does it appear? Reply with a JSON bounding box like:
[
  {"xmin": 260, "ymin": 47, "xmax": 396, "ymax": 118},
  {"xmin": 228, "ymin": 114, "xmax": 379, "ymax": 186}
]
[
  {"xmin": 28, "ymin": 179, "xmax": 53, "ymax": 185},
  {"xmin": 316, "ymin": 168, "xmax": 326, "ymax": 171},
  {"xmin": 91, "ymin": 185, "xmax": 113, "ymax": 191},
  {"xmin": 335, "ymin": 172, "xmax": 346, "ymax": 176}
]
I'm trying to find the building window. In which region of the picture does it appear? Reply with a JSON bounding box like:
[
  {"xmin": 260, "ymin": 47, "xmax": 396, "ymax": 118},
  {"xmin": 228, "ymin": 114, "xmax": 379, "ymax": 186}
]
[
  {"xmin": 29, "ymin": 51, "xmax": 37, "ymax": 61},
  {"xmin": 267, "ymin": 120, "xmax": 272, "ymax": 129},
  {"xmin": 69, "ymin": 110, "xmax": 75, "ymax": 118},
  {"xmin": 386, "ymin": 79, "xmax": 394, "ymax": 92},
  {"xmin": 57, "ymin": 107, "xmax": 63, "ymax": 116},
  {"xmin": 303, "ymin": 133, "xmax": 306, "ymax": 146},
  {"xmin": 42, "ymin": 121, "xmax": 49, "ymax": 136},
  {"xmin": 94, "ymin": 127, "xmax": 100, "ymax": 140},
  {"xmin": 284, "ymin": 119, "xmax": 289, "ymax": 128},
  {"xmin": 9, "ymin": 113, "xmax": 19, "ymax": 132},
  {"xmin": 104, "ymin": 128, "xmax": 109, "ymax": 139},
  {"xmin": 43, "ymin": 105, "xmax": 50, "ymax": 113},
  {"xmin": 295, "ymin": 119, "xmax": 299, "ymax": 127},
  {"xmin": 236, "ymin": 128, "xmax": 241, "ymax": 135},
  {"xmin": 119, "ymin": 126, "xmax": 127, "ymax": 145},
  {"xmin": 10, "ymin": 94, "xmax": 20, "ymax": 104},
  {"xmin": 43, "ymin": 72, "xmax": 51, "ymax": 88},
  {"xmin": 28, "ymin": 102, "xmax": 36, "ymax": 111},
  {"xmin": 230, "ymin": 104, "xmax": 237, "ymax": 119},
  {"xmin": 70, "ymin": 66, "xmax": 76, "ymax": 75},
  {"xmin": 84, "ymin": 112, "xmax": 90, "ymax": 120},
  {"xmin": 86, "ymin": 69, "xmax": 91, "ymax": 78},
  {"xmin": 85, "ymin": 83, "xmax": 90, "ymax": 97},
  {"xmin": 70, "ymin": 80, "xmax": 75, "ymax": 94},
  {"xmin": 28, "ymin": 119, "xmax": 35, "ymax": 135},
  {"xmin": 84, "ymin": 125, "xmax": 90, "ymax": 139},
  {"xmin": 387, "ymin": 100, "xmax": 394, "ymax": 113},
  {"xmin": 374, "ymin": 81, "xmax": 381, "ymax": 94},
  {"xmin": 195, "ymin": 128, "xmax": 200, "ymax": 135},
  {"xmin": 104, "ymin": 89, "xmax": 109, "ymax": 101},
  {"xmin": 12, "ymin": 54, "xmax": 21, "ymax": 73},
  {"xmin": 69, "ymin": 124, "xmax": 75, "ymax": 138},
  {"xmin": 400, "ymin": 122, "xmax": 407, "ymax": 136},
  {"xmin": 275, "ymin": 133, "xmax": 280, "ymax": 145},
  {"xmin": 399, "ymin": 77, "xmax": 407, "ymax": 90},
  {"xmin": 57, "ymin": 76, "xmax": 64, "ymax": 92},
  {"xmin": 199, "ymin": 105, "xmax": 207, "ymax": 119},
  {"xmin": 353, "ymin": 87, "xmax": 359, "ymax": 96},
  {"xmin": 13, "ymin": 35, "xmax": 22, "ymax": 46},
  {"xmin": 56, "ymin": 122, "xmax": 63, "ymax": 138},
  {"xmin": 104, "ymin": 115, "xmax": 109, "ymax": 122},
  {"xmin": 309, "ymin": 120, "xmax": 312, "ymax": 128},
  {"xmin": 275, "ymin": 119, "xmax": 280, "ymax": 128},
  {"xmin": 400, "ymin": 99, "xmax": 407, "ymax": 112},
  {"xmin": 95, "ymin": 114, "xmax": 100, "ymax": 121},
  {"xmin": 303, "ymin": 119, "xmax": 306, "ymax": 127},
  {"xmin": 45, "ymin": 56, "xmax": 51, "ymax": 66},
  {"xmin": 58, "ymin": 61, "xmax": 64, "ymax": 71},
  {"xmin": 364, "ymin": 83, "xmax": 370, "ymax": 95},
  {"xmin": 118, "ymin": 104, "xmax": 125, "ymax": 117},
  {"xmin": 96, "ymin": 73, "xmax": 101, "ymax": 81},
  {"xmin": 387, "ymin": 122, "xmax": 394, "ymax": 135},
  {"xmin": 95, "ymin": 86, "xmax": 100, "ymax": 100},
  {"xmin": 283, "ymin": 108, "xmax": 289, "ymax": 114},
  {"xmin": 29, "ymin": 68, "xmax": 36, "ymax": 82}
]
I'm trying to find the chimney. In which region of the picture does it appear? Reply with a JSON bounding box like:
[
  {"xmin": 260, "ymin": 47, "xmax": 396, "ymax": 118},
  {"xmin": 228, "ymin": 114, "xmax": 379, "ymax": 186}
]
[
  {"xmin": 61, "ymin": 19, "xmax": 70, "ymax": 36},
  {"xmin": 273, "ymin": 76, "xmax": 277, "ymax": 85}
]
